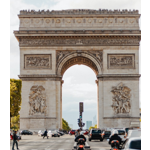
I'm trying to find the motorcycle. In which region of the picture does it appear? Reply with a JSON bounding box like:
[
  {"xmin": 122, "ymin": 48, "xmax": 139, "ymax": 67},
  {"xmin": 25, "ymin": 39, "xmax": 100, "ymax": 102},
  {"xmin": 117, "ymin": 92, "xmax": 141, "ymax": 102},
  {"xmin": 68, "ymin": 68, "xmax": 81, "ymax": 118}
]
[
  {"xmin": 75, "ymin": 135, "xmax": 86, "ymax": 150},
  {"xmin": 110, "ymin": 140, "xmax": 120, "ymax": 150}
]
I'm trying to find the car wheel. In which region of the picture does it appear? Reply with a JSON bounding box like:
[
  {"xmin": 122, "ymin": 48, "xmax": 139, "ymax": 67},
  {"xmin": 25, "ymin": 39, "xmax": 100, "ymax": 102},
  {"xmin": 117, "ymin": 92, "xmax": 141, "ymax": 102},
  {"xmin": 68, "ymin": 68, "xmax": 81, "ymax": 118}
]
[
  {"xmin": 89, "ymin": 138, "xmax": 91, "ymax": 141},
  {"xmin": 100, "ymin": 138, "xmax": 103, "ymax": 142}
]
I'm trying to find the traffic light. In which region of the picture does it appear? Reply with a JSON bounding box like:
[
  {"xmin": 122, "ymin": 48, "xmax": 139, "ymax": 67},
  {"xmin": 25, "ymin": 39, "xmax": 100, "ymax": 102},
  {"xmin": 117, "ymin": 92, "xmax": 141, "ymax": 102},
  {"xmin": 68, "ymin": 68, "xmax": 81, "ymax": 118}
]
[{"xmin": 78, "ymin": 118, "xmax": 80, "ymax": 123}]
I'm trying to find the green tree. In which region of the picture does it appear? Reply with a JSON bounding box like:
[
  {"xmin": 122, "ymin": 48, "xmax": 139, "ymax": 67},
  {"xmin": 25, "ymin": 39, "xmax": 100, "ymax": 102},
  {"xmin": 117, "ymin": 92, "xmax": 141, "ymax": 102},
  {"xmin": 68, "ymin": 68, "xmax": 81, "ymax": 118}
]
[
  {"xmin": 11, "ymin": 115, "xmax": 20, "ymax": 130},
  {"xmin": 62, "ymin": 118, "xmax": 71, "ymax": 131},
  {"xmin": 10, "ymin": 79, "xmax": 22, "ymax": 128}
]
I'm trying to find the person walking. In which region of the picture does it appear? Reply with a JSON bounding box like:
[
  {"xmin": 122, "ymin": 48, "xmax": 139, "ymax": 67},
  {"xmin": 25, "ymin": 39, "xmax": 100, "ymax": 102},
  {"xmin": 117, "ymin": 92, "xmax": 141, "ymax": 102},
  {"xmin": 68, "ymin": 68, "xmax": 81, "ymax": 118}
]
[
  {"xmin": 43, "ymin": 129, "xmax": 48, "ymax": 139},
  {"xmin": 12, "ymin": 131, "xmax": 19, "ymax": 150},
  {"xmin": 10, "ymin": 130, "xmax": 13, "ymax": 140}
]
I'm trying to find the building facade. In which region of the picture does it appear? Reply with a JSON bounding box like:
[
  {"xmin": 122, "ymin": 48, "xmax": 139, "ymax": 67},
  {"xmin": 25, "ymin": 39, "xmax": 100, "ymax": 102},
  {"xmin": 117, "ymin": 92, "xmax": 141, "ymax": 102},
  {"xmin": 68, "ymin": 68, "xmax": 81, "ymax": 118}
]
[
  {"xmin": 86, "ymin": 121, "xmax": 92, "ymax": 129},
  {"xmin": 14, "ymin": 9, "xmax": 141, "ymax": 131}
]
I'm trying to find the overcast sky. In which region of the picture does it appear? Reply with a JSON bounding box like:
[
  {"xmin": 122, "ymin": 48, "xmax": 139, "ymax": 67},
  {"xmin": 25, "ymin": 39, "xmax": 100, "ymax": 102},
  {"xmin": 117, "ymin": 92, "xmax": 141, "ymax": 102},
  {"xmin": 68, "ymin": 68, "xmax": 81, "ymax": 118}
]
[{"xmin": 10, "ymin": 0, "xmax": 141, "ymax": 129}]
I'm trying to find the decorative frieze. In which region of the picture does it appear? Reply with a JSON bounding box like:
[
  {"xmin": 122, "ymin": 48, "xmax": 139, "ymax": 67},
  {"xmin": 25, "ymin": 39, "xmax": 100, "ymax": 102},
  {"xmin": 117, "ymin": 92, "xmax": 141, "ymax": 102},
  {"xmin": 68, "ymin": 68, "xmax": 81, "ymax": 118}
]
[
  {"xmin": 107, "ymin": 54, "xmax": 135, "ymax": 69},
  {"xmin": 24, "ymin": 54, "xmax": 52, "ymax": 69},
  {"xmin": 29, "ymin": 85, "xmax": 47, "ymax": 115},
  {"xmin": 19, "ymin": 36, "xmax": 140, "ymax": 46},
  {"xmin": 111, "ymin": 82, "xmax": 131, "ymax": 114},
  {"xmin": 19, "ymin": 17, "xmax": 139, "ymax": 30}
]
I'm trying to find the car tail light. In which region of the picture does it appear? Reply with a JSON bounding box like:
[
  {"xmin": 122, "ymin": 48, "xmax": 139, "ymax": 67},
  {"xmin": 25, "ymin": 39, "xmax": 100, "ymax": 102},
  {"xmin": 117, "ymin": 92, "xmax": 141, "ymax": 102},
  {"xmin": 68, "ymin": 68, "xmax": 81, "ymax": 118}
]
[
  {"xmin": 90, "ymin": 134, "xmax": 92, "ymax": 136},
  {"xmin": 116, "ymin": 140, "xmax": 119, "ymax": 143},
  {"xmin": 113, "ymin": 149, "xmax": 118, "ymax": 150},
  {"xmin": 79, "ymin": 145, "xmax": 83, "ymax": 148}
]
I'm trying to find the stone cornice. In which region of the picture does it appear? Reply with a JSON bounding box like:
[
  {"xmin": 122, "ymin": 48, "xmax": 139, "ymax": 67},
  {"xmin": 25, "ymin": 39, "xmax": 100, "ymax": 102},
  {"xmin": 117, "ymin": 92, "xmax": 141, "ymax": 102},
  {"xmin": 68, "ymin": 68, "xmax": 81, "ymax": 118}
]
[
  {"xmin": 97, "ymin": 74, "xmax": 141, "ymax": 78},
  {"xmin": 19, "ymin": 9, "xmax": 140, "ymax": 17},
  {"xmin": 18, "ymin": 74, "xmax": 62, "ymax": 78},
  {"xmin": 97, "ymin": 74, "xmax": 141, "ymax": 79},
  {"xmin": 14, "ymin": 30, "xmax": 141, "ymax": 37}
]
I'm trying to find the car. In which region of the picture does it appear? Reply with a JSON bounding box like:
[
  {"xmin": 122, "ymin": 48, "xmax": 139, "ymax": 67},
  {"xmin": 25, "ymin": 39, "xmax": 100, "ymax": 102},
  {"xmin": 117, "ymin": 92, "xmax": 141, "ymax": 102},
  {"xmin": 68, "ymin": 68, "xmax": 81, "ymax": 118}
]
[
  {"xmin": 51, "ymin": 131, "xmax": 60, "ymax": 137},
  {"xmin": 88, "ymin": 129, "xmax": 103, "ymax": 141},
  {"xmin": 101, "ymin": 130, "xmax": 111, "ymax": 140},
  {"xmin": 122, "ymin": 137, "xmax": 141, "ymax": 150},
  {"xmin": 69, "ymin": 130, "xmax": 75, "ymax": 135},
  {"xmin": 126, "ymin": 129, "xmax": 141, "ymax": 141},
  {"xmin": 83, "ymin": 130, "xmax": 89, "ymax": 135},
  {"xmin": 38, "ymin": 130, "xmax": 44, "ymax": 136},
  {"xmin": 57, "ymin": 131, "xmax": 64, "ymax": 136},
  {"xmin": 21, "ymin": 130, "xmax": 33, "ymax": 135}
]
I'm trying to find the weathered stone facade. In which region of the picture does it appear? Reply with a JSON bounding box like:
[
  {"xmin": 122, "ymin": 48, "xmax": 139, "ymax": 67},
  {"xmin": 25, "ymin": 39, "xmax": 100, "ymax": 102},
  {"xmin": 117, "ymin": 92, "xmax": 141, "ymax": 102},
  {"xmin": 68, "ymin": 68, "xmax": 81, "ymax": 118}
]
[{"xmin": 14, "ymin": 9, "xmax": 141, "ymax": 130}]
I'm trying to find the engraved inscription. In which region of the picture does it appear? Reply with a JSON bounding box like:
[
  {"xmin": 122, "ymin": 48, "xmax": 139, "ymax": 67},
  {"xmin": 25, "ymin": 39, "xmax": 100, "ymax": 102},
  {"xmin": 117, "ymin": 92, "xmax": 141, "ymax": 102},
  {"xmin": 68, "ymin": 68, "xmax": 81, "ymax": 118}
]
[
  {"xmin": 25, "ymin": 54, "xmax": 51, "ymax": 69},
  {"xmin": 108, "ymin": 54, "xmax": 135, "ymax": 69}
]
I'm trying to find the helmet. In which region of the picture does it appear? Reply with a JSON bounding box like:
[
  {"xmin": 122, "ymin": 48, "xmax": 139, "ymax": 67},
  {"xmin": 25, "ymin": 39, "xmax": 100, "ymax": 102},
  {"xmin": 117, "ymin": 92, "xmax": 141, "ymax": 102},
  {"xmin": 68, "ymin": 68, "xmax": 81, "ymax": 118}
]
[{"xmin": 113, "ymin": 130, "xmax": 118, "ymax": 135}]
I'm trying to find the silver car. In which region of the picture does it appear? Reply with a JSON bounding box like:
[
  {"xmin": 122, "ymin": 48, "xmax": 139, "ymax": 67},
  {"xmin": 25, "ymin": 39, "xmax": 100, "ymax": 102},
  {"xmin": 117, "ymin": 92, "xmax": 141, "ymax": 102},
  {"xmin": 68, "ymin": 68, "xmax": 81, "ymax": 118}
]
[{"xmin": 122, "ymin": 137, "xmax": 141, "ymax": 150}]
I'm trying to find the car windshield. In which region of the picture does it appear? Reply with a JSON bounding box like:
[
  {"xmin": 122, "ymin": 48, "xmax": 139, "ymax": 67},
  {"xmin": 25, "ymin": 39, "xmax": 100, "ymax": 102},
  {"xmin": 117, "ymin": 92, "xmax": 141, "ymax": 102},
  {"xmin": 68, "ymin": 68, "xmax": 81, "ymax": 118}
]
[
  {"xmin": 130, "ymin": 140, "xmax": 141, "ymax": 149},
  {"xmin": 118, "ymin": 130, "xmax": 125, "ymax": 135},
  {"xmin": 92, "ymin": 130, "xmax": 101, "ymax": 133},
  {"xmin": 105, "ymin": 131, "xmax": 111, "ymax": 134}
]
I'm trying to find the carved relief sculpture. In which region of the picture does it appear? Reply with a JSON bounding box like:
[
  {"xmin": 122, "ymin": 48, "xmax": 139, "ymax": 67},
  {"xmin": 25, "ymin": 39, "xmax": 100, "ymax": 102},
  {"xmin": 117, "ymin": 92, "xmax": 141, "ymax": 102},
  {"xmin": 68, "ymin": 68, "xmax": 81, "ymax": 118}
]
[
  {"xmin": 111, "ymin": 83, "xmax": 131, "ymax": 114},
  {"xmin": 108, "ymin": 54, "xmax": 135, "ymax": 69},
  {"xmin": 25, "ymin": 54, "xmax": 51, "ymax": 69},
  {"xmin": 29, "ymin": 85, "xmax": 47, "ymax": 115}
]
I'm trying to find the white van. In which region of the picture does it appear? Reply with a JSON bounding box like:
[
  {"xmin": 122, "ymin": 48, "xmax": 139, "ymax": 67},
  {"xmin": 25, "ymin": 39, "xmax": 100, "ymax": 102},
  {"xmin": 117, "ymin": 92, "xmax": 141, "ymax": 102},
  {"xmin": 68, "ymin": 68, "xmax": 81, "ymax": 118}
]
[{"xmin": 126, "ymin": 130, "xmax": 141, "ymax": 140}]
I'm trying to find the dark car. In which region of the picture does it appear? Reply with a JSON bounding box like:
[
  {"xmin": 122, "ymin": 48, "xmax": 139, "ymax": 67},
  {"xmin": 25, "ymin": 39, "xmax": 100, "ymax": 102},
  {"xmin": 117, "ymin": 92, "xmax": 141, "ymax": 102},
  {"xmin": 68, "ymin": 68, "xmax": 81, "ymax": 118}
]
[
  {"xmin": 52, "ymin": 132, "xmax": 60, "ymax": 137},
  {"xmin": 101, "ymin": 131, "xmax": 111, "ymax": 140},
  {"xmin": 57, "ymin": 131, "xmax": 64, "ymax": 136},
  {"xmin": 88, "ymin": 129, "xmax": 103, "ymax": 141},
  {"xmin": 21, "ymin": 130, "xmax": 33, "ymax": 135}
]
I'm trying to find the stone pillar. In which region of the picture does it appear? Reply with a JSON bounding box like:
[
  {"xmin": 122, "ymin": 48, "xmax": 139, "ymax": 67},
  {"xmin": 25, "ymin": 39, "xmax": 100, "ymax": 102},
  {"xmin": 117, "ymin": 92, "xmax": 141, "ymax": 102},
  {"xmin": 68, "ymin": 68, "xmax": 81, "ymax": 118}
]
[{"xmin": 97, "ymin": 78, "xmax": 104, "ymax": 128}]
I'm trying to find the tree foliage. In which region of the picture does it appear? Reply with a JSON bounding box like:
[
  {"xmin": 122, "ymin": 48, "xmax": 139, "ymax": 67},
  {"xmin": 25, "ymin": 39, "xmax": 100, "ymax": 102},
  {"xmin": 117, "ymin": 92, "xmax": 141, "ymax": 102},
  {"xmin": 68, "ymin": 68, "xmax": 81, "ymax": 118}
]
[
  {"xmin": 11, "ymin": 115, "xmax": 20, "ymax": 130},
  {"xmin": 10, "ymin": 79, "xmax": 22, "ymax": 127},
  {"xmin": 62, "ymin": 118, "xmax": 71, "ymax": 131}
]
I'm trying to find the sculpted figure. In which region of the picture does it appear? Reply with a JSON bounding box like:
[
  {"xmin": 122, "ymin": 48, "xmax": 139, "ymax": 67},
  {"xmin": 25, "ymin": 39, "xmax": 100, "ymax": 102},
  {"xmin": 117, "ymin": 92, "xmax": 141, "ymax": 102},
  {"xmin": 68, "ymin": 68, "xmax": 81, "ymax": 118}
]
[
  {"xmin": 29, "ymin": 85, "xmax": 47, "ymax": 115},
  {"xmin": 111, "ymin": 83, "xmax": 131, "ymax": 114},
  {"xmin": 29, "ymin": 100, "xmax": 35, "ymax": 115}
]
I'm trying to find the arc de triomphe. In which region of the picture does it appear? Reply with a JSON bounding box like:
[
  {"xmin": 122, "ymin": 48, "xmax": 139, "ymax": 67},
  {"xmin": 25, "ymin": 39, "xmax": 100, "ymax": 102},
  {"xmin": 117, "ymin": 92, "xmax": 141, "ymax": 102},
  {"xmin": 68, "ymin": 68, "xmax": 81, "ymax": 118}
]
[{"xmin": 14, "ymin": 9, "xmax": 141, "ymax": 130}]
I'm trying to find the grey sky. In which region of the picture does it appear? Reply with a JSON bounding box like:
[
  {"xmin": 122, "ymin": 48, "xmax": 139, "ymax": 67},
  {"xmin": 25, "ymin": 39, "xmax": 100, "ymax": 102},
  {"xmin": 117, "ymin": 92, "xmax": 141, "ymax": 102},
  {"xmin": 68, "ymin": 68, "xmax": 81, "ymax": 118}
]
[{"xmin": 10, "ymin": 0, "xmax": 141, "ymax": 129}]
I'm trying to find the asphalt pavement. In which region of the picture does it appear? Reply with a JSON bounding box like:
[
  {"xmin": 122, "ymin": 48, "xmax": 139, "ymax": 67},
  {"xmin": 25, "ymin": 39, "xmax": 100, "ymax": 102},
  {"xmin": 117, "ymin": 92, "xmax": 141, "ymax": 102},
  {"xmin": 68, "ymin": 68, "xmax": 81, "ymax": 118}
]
[{"xmin": 10, "ymin": 134, "xmax": 111, "ymax": 150}]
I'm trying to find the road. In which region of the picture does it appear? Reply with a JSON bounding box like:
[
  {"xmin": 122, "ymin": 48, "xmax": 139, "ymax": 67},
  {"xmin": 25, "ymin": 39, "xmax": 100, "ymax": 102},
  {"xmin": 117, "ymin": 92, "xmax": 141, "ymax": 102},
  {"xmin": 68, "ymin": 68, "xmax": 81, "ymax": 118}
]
[{"xmin": 10, "ymin": 134, "xmax": 111, "ymax": 150}]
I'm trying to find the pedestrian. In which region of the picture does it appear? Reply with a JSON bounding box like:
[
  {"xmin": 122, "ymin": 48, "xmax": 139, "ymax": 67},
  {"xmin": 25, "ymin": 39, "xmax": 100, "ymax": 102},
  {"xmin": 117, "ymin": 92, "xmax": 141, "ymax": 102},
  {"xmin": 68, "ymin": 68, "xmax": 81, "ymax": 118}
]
[
  {"xmin": 12, "ymin": 131, "xmax": 19, "ymax": 150},
  {"xmin": 10, "ymin": 130, "xmax": 13, "ymax": 140},
  {"xmin": 43, "ymin": 129, "xmax": 48, "ymax": 139}
]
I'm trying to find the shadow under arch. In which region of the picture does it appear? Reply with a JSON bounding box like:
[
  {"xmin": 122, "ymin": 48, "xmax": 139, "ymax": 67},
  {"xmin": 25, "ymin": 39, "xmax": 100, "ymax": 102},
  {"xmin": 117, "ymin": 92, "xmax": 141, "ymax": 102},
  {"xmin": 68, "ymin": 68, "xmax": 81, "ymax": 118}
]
[{"xmin": 57, "ymin": 52, "xmax": 102, "ymax": 76}]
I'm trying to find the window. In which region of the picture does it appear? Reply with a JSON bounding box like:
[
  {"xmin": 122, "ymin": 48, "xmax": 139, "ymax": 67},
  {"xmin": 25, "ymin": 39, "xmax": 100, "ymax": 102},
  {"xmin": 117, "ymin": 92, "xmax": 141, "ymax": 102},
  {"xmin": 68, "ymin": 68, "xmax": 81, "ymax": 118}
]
[
  {"xmin": 92, "ymin": 130, "xmax": 101, "ymax": 133},
  {"xmin": 105, "ymin": 131, "xmax": 111, "ymax": 134},
  {"xmin": 118, "ymin": 130, "xmax": 125, "ymax": 135},
  {"xmin": 130, "ymin": 140, "xmax": 141, "ymax": 149}
]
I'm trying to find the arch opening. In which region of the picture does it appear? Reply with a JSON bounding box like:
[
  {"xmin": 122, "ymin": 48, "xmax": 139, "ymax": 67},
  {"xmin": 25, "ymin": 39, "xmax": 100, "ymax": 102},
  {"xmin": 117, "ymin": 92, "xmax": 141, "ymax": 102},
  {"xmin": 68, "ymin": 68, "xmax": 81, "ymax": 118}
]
[
  {"xmin": 62, "ymin": 65, "xmax": 97, "ymax": 129},
  {"xmin": 60, "ymin": 56, "xmax": 99, "ymax": 76}
]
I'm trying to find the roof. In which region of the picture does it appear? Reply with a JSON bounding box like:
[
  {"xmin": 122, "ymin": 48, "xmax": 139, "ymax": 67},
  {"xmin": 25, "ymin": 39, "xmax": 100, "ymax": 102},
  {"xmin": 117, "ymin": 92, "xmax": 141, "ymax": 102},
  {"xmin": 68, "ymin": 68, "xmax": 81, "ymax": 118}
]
[{"xmin": 128, "ymin": 136, "xmax": 141, "ymax": 142}]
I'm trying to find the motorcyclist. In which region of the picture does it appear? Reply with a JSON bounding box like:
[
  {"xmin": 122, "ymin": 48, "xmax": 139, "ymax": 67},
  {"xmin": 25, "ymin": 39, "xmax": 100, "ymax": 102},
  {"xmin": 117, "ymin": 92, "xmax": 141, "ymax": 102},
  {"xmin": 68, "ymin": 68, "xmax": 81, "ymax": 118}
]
[
  {"xmin": 109, "ymin": 130, "xmax": 122, "ymax": 145},
  {"xmin": 75, "ymin": 130, "xmax": 86, "ymax": 143}
]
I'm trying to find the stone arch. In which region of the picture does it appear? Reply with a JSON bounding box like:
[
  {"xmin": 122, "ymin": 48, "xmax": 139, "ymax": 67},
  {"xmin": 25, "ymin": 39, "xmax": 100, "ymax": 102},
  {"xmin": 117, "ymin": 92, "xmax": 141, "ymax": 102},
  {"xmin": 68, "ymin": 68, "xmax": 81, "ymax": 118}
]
[{"xmin": 57, "ymin": 52, "xmax": 102, "ymax": 76}]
